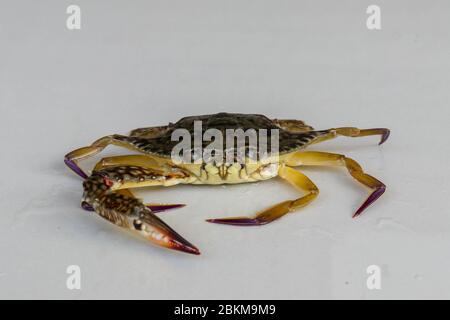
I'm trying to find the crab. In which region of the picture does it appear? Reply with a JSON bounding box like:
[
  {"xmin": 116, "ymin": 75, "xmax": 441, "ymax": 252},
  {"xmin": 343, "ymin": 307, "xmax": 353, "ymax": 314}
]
[{"xmin": 65, "ymin": 112, "xmax": 390, "ymax": 255}]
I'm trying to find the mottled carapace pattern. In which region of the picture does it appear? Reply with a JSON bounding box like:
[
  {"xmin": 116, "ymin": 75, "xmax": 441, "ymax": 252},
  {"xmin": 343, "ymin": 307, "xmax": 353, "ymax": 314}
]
[{"xmin": 113, "ymin": 112, "xmax": 326, "ymax": 159}]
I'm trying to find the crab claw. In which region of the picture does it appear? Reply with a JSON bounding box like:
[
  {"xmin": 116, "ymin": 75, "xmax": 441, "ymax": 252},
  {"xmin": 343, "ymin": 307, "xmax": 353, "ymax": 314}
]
[
  {"xmin": 134, "ymin": 212, "xmax": 200, "ymax": 255},
  {"xmin": 83, "ymin": 174, "xmax": 199, "ymax": 255}
]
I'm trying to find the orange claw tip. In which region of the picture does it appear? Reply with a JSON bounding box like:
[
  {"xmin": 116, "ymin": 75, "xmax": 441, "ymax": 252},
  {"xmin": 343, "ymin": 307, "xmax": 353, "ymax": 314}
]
[
  {"xmin": 145, "ymin": 232, "xmax": 201, "ymax": 255},
  {"xmin": 169, "ymin": 239, "xmax": 201, "ymax": 255},
  {"xmin": 167, "ymin": 232, "xmax": 201, "ymax": 255},
  {"xmin": 139, "ymin": 213, "xmax": 201, "ymax": 255}
]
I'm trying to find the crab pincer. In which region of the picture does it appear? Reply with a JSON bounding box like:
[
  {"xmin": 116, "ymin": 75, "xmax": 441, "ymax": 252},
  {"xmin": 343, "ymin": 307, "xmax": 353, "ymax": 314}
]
[
  {"xmin": 83, "ymin": 172, "xmax": 199, "ymax": 255},
  {"xmin": 133, "ymin": 210, "xmax": 200, "ymax": 255}
]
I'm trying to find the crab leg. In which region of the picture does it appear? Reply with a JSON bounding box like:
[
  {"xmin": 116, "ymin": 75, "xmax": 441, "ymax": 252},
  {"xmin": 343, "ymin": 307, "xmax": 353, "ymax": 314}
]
[
  {"xmin": 74, "ymin": 154, "xmax": 185, "ymax": 213},
  {"xmin": 284, "ymin": 151, "xmax": 386, "ymax": 217},
  {"xmin": 93, "ymin": 155, "xmax": 186, "ymax": 213},
  {"xmin": 312, "ymin": 127, "xmax": 390, "ymax": 146},
  {"xmin": 81, "ymin": 200, "xmax": 185, "ymax": 213},
  {"xmin": 207, "ymin": 165, "xmax": 319, "ymax": 226},
  {"xmin": 83, "ymin": 165, "xmax": 199, "ymax": 255},
  {"xmin": 64, "ymin": 135, "xmax": 146, "ymax": 179},
  {"xmin": 92, "ymin": 154, "xmax": 163, "ymax": 172}
]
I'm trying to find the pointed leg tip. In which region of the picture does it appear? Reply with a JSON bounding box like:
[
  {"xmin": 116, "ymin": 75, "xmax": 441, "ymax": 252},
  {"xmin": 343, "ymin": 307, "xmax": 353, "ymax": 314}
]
[
  {"xmin": 164, "ymin": 203, "xmax": 186, "ymax": 209},
  {"xmin": 147, "ymin": 203, "xmax": 186, "ymax": 213},
  {"xmin": 206, "ymin": 218, "xmax": 263, "ymax": 226},
  {"xmin": 378, "ymin": 129, "xmax": 390, "ymax": 145},
  {"xmin": 206, "ymin": 218, "xmax": 230, "ymax": 225},
  {"xmin": 206, "ymin": 218, "xmax": 233, "ymax": 225},
  {"xmin": 81, "ymin": 201, "xmax": 94, "ymax": 211},
  {"xmin": 353, "ymin": 186, "xmax": 386, "ymax": 217},
  {"xmin": 64, "ymin": 157, "xmax": 88, "ymax": 179}
]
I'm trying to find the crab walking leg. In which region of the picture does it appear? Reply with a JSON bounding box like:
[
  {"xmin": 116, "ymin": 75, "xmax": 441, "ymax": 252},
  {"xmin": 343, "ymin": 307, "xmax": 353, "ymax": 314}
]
[
  {"xmin": 92, "ymin": 154, "xmax": 163, "ymax": 172},
  {"xmin": 64, "ymin": 135, "xmax": 148, "ymax": 179},
  {"xmin": 82, "ymin": 165, "xmax": 200, "ymax": 255},
  {"xmin": 312, "ymin": 127, "xmax": 390, "ymax": 146},
  {"xmin": 207, "ymin": 165, "xmax": 319, "ymax": 226},
  {"xmin": 284, "ymin": 151, "xmax": 386, "ymax": 217}
]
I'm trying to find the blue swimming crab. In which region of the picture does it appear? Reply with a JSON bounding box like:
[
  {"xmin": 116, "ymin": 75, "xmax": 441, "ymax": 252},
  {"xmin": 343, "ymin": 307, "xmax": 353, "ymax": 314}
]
[{"xmin": 65, "ymin": 113, "xmax": 390, "ymax": 255}]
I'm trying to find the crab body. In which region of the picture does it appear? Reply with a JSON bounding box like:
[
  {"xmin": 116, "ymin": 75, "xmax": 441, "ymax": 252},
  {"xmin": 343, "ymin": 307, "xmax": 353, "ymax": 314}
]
[{"xmin": 65, "ymin": 112, "xmax": 390, "ymax": 255}]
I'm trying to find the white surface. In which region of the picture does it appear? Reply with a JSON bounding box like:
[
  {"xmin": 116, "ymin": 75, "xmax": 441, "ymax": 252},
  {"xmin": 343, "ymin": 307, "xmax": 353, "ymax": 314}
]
[{"xmin": 1, "ymin": 0, "xmax": 449, "ymax": 299}]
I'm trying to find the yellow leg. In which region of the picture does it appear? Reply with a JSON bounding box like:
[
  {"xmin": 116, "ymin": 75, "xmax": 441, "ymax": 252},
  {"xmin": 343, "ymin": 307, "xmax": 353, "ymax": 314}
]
[
  {"xmin": 93, "ymin": 154, "xmax": 163, "ymax": 172},
  {"xmin": 207, "ymin": 165, "xmax": 319, "ymax": 226},
  {"xmin": 284, "ymin": 151, "xmax": 386, "ymax": 217},
  {"xmin": 312, "ymin": 127, "xmax": 390, "ymax": 146},
  {"xmin": 64, "ymin": 135, "xmax": 142, "ymax": 179}
]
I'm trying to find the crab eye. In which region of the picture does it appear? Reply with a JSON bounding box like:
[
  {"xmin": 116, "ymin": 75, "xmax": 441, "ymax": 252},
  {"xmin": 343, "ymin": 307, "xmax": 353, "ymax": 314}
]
[
  {"xmin": 133, "ymin": 219, "xmax": 143, "ymax": 230},
  {"xmin": 102, "ymin": 176, "xmax": 114, "ymax": 187}
]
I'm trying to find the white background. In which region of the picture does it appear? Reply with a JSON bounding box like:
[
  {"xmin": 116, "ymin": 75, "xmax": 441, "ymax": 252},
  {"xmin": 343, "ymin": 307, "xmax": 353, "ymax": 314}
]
[{"xmin": 1, "ymin": 0, "xmax": 449, "ymax": 299}]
